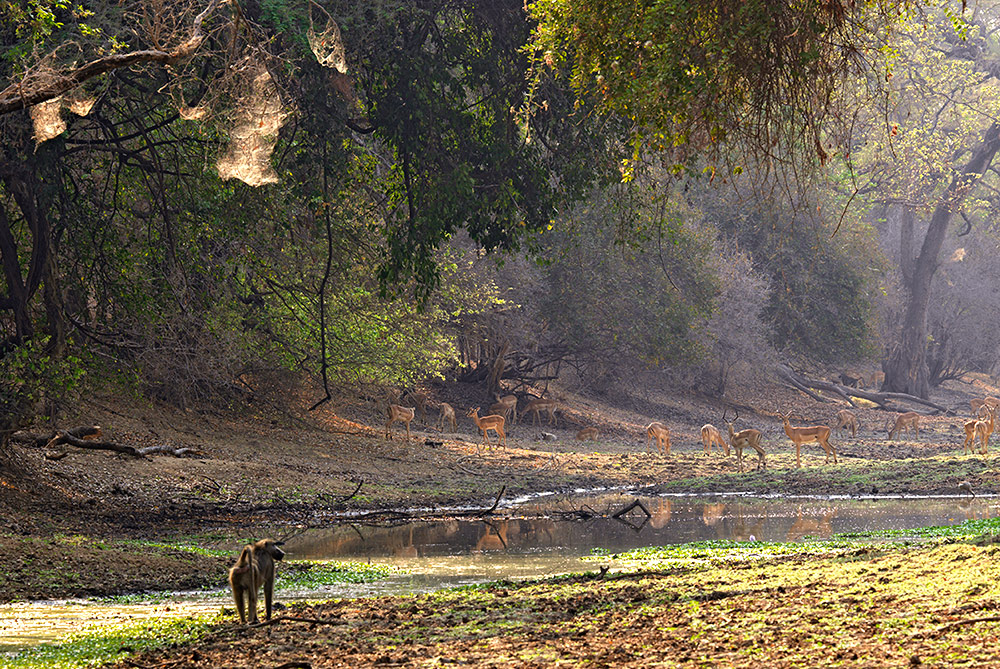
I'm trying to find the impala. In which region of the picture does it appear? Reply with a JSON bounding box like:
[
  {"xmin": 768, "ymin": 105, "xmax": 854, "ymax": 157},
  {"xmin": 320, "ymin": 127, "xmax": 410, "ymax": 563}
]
[
  {"xmin": 645, "ymin": 422, "xmax": 671, "ymax": 455},
  {"xmin": 385, "ymin": 404, "xmax": 416, "ymax": 441},
  {"xmin": 437, "ymin": 402, "xmax": 457, "ymax": 433},
  {"xmin": 524, "ymin": 398, "xmax": 559, "ymax": 426},
  {"xmin": 467, "ymin": 407, "xmax": 507, "ymax": 450},
  {"xmin": 726, "ymin": 420, "xmax": 765, "ymax": 473},
  {"xmin": 700, "ymin": 423, "xmax": 730, "ymax": 457},
  {"xmin": 780, "ymin": 412, "xmax": 836, "ymax": 468},
  {"xmin": 963, "ymin": 406, "xmax": 996, "ymax": 455},
  {"xmin": 886, "ymin": 412, "xmax": 920, "ymax": 440},
  {"xmin": 493, "ymin": 394, "xmax": 519, "ymax": 426},
  {"xmin": 404, "ymin": 390, "xmax": 429, "ymax": 424},
  {"xmin": 575, "ymin": 427, "xmax": 599, "ymax": 441},
  {"xmin": 833, "ymin": 409, "xmax": 860, "ymax": 438},
  {"xmin": 970, "ymin": 397, "xmax": 1000, "ymax": 416}
]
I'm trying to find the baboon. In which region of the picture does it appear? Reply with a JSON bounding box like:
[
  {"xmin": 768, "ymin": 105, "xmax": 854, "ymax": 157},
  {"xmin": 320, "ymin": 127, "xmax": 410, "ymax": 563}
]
[
  {"xmin": 838, "ymin": 372, "xmax": 863, "ymax": 388},
  {"xmin": 228, "ymin": 538, "xmax": 285, "ymax": 624}
]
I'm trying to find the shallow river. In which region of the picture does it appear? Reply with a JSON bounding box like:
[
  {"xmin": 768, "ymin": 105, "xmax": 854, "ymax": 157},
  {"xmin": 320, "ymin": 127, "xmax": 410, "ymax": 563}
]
[{"xmin": 2, "ymin": 492, "xmax": 996, "ymax": 652}]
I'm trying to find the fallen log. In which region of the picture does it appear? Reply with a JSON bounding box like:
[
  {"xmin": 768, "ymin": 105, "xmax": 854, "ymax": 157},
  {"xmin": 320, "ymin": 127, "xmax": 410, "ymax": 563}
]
[
  {"xmin": 136, "ymin": 443, "xmax": 203, "ymax": 457},
  {"xmin": 44, "ymin": 429, "xmax": 140, "ymax": 456},
  {"xmin": 777, "ymin": 364, "xmax": 952, "ymax": 414}
]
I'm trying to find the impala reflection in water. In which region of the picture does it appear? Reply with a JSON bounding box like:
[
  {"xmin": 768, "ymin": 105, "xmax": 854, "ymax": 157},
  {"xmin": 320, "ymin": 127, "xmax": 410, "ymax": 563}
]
[
  {"xmin": 287, "ymin": 493, "xmax": 998, "ymax": 562},
  {"xmin": 1, "ymin": 494, "xmax": 996, "ymax": 652}
]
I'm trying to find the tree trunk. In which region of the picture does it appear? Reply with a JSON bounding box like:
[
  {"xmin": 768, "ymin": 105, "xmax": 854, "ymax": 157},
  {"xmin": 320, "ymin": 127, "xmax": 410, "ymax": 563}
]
[{"xmin": 885, "ymin": 121, "xmax": 1000, "ymax": 398}]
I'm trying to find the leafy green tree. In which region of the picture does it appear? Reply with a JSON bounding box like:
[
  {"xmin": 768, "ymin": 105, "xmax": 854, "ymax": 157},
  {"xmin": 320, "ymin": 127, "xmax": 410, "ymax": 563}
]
[
  {"xmin": 850, "ymin": 4, "xmax": 1000, "ymax": 396},
  {"xmin": 527, "ymin": 0, "xmax": 901, "ymax": 172},
  {"xmin": 538, "ymin": 180, "xmax": 718, "ymax": 391}
]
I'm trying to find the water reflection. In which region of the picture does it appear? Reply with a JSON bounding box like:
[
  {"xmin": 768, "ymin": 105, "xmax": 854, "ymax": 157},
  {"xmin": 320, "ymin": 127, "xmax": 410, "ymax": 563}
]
[
  {"xmin": 2, "ymin": 494, "xmax": 998, "ymax": 652},
  {"xmin": 287, "ymin": 494, "xmax": 998, "ymax": 562}
]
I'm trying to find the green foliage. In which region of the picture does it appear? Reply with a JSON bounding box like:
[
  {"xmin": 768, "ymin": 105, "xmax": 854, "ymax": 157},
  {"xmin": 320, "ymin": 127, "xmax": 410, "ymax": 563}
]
[
  {"xmin": 707, "ymin": 191, "xmax": 880, "ymax": 363},
  {"xmin": 590, "ymin": 539, "xmax": 873, "ymax": 569},
  {"xmin": 837, "ymin": 516, "xmax": 1000, "ymax": 540},
  {"xmin": 540, "ymin": 181, "xmax": 717, "ymax": 378},
  {"xmin": 321, "ymin": 0, "xmax": 588, "ymax": 298},
  {"xmin": 0, "ymin": 338, "xmax": 84, "ymax": 440},
  {"xmin": 528, "ymin": 0, "xmax": 902, "ymax": 172}
]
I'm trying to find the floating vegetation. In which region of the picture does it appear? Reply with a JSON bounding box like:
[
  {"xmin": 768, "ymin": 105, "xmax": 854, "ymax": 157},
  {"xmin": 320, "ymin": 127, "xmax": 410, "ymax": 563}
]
[
  {"xmin": 5, "ymin": 616, "xmax": 218, "ymax": 669},
  {"xmin": 278, "ymin": 560, "xmax": 398, "ymax": 589}
]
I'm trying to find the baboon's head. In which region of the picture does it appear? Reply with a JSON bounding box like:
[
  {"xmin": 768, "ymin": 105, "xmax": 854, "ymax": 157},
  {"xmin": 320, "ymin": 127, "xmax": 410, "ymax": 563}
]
[{"xmin": 258, "ymin": 538, "xmax": 285, "ymax": 561}]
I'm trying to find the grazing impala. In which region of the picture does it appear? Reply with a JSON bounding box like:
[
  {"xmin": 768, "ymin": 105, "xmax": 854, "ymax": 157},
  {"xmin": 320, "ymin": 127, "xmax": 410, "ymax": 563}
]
[
  {"xmin": 467, "ymin": 407, "xmax": 507, "ymax": 450},
  {"xmin": 886, "ymin": 412, "xmax": 920, "ymax": 440},
  {"xmin": 524, "ymin": 398, "xmax": 559, "ymax": 426},
  {"xmin": 833, "ymin": 409, "xmax": 860, "ymax": 438},
  {"xmin": 700, "ymin": 423, "xmax": 730, "ymax": 457},
  {"xmin": 781, "ymin": 412, "xmax": 836, "ymax": 468},
  {"xmin": 575, "ymin": 427, "xmax": 599, "ymax": 441},
  {"xmin": 645, "ymin": 422, "xmax": 671, "ymax": 455}
]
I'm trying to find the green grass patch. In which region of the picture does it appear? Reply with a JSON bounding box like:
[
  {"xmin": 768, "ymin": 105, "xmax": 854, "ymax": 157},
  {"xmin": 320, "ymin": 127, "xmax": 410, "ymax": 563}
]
[
  {"xmin": 587, "ymin": 539, "xmax": 889, "ymax": 569},
  {"xmin": 5, "ymin": 615, "xmax": 219, "ymax": 669},
  {"xmin": 116, "ymin": 538, "xmax": 230, "ymax": 558}
]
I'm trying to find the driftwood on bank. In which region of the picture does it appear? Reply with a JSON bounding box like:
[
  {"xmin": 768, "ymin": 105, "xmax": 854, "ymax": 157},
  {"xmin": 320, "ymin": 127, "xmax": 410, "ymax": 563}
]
[
  {"xmin": 19, "ymin": 425, "xmax": 203, "ymax": 460},
  {"xmin": 777, "ymin": 364, "xmax": 952, "ymax": 414},
  {"xmin": 341, "ymin": 486, "xmax": 508, "ymax": 523}
]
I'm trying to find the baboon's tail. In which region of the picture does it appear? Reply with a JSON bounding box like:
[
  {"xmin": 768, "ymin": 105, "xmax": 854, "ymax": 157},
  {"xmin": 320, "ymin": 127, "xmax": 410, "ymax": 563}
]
[{"xmin": 232, "ymin": 545, "xmax": 254, "ymax": 574}]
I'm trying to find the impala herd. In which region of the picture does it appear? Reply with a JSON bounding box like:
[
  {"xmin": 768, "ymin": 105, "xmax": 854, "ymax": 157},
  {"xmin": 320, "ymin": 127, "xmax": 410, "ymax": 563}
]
[{"xmin": 382, "ymin": 389, "xmax": 1000, "ymax": 466}]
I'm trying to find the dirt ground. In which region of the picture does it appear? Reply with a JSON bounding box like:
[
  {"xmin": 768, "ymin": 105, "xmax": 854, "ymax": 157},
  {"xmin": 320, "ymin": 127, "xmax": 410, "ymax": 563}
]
[
  {"xmin": 111, "ymin": 541, "xmax": 1000, "ymax": 668},
  {"xmin": 4, "ymin": 374, "xmax": 1000, "ymax": 664}
]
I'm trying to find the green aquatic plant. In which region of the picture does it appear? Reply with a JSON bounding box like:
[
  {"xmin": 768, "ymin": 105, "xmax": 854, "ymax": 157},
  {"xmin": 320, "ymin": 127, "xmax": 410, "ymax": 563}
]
[
  {"xmin": 5, "ymin": 615, "xmax": 218, "ymax": 668},
  {"xmin": 277, "ymin": 560, "xmax": 397, "ymax": 589},
  {"xmin": 837, "ymin": 516, "xmax": 1000, "ymax": 540}
]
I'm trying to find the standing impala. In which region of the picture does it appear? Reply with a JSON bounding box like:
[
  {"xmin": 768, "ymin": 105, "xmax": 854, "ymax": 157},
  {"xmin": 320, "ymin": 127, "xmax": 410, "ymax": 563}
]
[
  {"xmin": 466, "ymin": 407, "xmax": 507, "ymax": 450},
  {"xmin": 385, "ymin": 404, "xmax": 416, "ymax": 441},
  {"xmin": 524, "ymin": 398, "xmax": 559, "ymax": 426},
  {"xmin": 963, "ymin": 406, "xmax": 996, "ymax": 455},
  {"xmin": 725, "ymin": 410, "xmax": 765, "ymax": 472},
  {"xmin": 492, "ymin": 394, "xmax": 519, "ymax": 426},
  {"xmin": 780, "ymin": 412, "xmax": 836, "ymax": 468}
]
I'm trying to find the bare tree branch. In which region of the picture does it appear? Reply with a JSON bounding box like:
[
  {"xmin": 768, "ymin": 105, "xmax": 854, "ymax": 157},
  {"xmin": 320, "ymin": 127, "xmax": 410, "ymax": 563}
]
[{"xmin": 0, "ymin": 0, "xmax": 220, "ymax": 116}]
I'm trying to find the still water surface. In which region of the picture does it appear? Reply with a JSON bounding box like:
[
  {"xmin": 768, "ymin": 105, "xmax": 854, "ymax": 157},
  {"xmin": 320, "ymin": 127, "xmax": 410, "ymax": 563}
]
[{"xmin": 2, "ymin": 493, "xmax": 996, "ymax": 652}]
